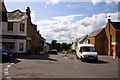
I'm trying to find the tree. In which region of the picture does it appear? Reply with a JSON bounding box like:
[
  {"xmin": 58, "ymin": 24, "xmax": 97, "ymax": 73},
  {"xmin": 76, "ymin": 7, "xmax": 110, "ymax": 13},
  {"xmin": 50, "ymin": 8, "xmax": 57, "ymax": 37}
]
[
  {"xmin": 51, "ymin": 40, "xmax": 57, "ymax": 49},
  {"xmin": 61, "ymin": 43, "xmax": 67, "ymax": 50},
  {"xmin": 56, "ymin": 43, "xmax": 62, "ymax": 51},
  {"xmin": 51, "ymin": 40, "xmax": 71, "ymax": 51},
  {"xmin": 67, "ymin": 43, "xmax": 71, "ymax": 50}
]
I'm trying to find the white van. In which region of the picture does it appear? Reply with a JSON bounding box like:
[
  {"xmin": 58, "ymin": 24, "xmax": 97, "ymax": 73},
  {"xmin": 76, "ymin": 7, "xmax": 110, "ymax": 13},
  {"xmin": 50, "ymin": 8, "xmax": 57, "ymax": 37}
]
[{"xmin": 76, "ymin": 44, "xmax": 98, "ymax": 62}]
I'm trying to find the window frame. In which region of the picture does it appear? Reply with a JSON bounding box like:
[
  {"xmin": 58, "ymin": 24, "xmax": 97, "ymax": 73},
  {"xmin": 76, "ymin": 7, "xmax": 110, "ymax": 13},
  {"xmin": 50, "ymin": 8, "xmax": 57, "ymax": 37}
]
[
  {"xmin": 2, "ymin": 42, "xmax": 15, "ymax": 50},
  {"xmin": 19, "ymin": 43, "xmax": 24, "ymax": 51},
  {"xmin": 19, "ymin": 23, "xmax": 25, "ymax": 32},
  {"xmin": 8, "ymin": 22, "xmax": 13, "ymax": 31}
]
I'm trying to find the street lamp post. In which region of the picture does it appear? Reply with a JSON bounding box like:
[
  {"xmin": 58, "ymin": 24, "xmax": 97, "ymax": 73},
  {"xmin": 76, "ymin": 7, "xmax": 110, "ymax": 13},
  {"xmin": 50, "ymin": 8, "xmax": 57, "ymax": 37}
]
[
  {"xmin": 82, "ymin": 23, "xmax": 89, "ymax": 36},
  {"xmin": 82, "ymin": 23, "xmax": 89, "ymax": 44},
  {"xmin": 84, "ymin": 24, "xmax": 88, "ymax": 35}
]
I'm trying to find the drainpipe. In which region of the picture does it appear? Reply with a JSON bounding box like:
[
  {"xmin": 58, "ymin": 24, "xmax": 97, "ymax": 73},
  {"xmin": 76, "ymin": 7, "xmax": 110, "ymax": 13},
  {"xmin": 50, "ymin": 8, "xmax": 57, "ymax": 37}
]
[{"xmin": 108, "ymin": 17, "xmax": 111, "ymax": 56}]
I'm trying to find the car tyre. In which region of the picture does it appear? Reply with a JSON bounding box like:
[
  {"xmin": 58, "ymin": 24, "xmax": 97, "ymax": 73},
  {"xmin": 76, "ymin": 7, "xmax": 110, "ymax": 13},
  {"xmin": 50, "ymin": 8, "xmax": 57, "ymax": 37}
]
[{"xmin": 81, "ymin": 57, "xmax": 85, "ymax": 62}]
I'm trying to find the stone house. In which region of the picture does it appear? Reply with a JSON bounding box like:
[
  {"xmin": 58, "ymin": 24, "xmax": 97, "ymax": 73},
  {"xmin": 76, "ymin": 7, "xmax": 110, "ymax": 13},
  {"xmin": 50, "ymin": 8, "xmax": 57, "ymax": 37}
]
[
  {"xmin": 0, "ymin": 2, "xmax": 45, "ymax": 55},
  {"xmin": 0, "ymin": 2, "xmax": 28, "ymax": 54},
  {"xmin": 26, "ymin": 7, "xmax": 45, "ymax": 54},
  {"xmin": 88, "ymin": 28, "xmax": 107, "ymax": 55},
  {"xmin": 105, "ymin": 19, "xmax": 120, "ymax": 58},
  {"xmin": 89, "ymin": 19, "xmax": 120, "ymax": 58}
]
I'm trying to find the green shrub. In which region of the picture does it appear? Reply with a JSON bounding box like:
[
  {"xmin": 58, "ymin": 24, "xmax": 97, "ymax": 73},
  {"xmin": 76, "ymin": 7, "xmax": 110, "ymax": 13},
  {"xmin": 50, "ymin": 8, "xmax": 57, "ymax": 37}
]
[{"xmin": 67, "ymin": 49, "xmax": 76, "ymax": 54}]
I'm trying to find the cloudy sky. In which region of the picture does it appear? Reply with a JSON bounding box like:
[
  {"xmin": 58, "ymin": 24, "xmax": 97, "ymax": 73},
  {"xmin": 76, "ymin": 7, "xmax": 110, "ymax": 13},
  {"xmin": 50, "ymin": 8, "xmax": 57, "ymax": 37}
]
[{"xmin": 5, "ymin": 0, "xmax": 119, "ymax": 43}]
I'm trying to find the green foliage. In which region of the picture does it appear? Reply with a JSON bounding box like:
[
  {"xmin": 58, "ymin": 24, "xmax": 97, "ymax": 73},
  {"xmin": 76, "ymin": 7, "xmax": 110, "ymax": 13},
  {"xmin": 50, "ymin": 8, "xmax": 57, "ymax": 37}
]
[
  {"xmin": 51, "ymin": 40, "xmax": 57, "ymax": 49},
  {"xmin": 67, "ymin": 49, "xmax": 76, "ymax": 54},
  {"xmin": 51, "ymin": 40, "xmax": 71, "ymax": 51}
]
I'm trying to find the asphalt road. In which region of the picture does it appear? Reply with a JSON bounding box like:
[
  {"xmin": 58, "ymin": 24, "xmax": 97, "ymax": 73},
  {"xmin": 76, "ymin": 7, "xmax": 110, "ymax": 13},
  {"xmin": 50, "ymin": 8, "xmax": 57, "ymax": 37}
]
[{"xmin": 2, "ymin": 54, "xmax": 119, "ymax": 79}]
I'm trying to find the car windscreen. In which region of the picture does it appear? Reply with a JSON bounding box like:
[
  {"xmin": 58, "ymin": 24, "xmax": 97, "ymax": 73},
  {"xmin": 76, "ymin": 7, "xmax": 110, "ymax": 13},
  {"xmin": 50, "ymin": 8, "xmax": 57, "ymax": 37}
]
[{"xmin": 80, "ymin": 46, "xmax": 96, "ymax": 52}]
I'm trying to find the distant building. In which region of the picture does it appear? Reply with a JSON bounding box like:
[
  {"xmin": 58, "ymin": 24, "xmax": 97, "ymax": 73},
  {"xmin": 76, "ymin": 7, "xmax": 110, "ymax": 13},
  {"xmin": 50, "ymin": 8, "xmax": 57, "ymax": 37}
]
[
  {"xmin": 71, "ymin": 35, "xmax": 88, "ymax": 50},
  {"xmin": 71, "ymin": 41, "xmax": 76, "ymax": 50},
  {"xmin": 44, "ymin": 42, "xmax": 50, "ymax": 53}
]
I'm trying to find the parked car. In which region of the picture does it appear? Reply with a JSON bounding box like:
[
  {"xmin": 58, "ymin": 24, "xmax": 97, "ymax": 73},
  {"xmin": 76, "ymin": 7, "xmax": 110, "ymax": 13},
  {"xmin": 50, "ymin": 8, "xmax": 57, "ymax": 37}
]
[
  {"xmin": 2, "ymin": 52, "xmax": 12, "ymax": 61},
  {"xmin": 47, "ymin": 50, "xmax": 52, "ymax": 54},
  {"xmin": 76, "ymin": 44, "xmax": 98, "ymax": 62},
  {"xmin": 51, "ymin": 49, "xmax": 58, "ymax": 55},
  {"xmin": 0, "ymin": 47, "xmax": 13, "ymax": 62}
]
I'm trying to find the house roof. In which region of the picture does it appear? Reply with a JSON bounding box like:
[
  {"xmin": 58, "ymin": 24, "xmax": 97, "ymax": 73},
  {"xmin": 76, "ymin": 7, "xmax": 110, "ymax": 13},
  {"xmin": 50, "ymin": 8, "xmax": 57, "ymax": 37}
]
[
  {"xmin": 111, "ymin": 22, "xmax": 120, "ymax": 31},
  {"xmin": 7, "ymin": 9, "xmax": 28, "ymax": 22},
  {"xmin": 40, "ymin": 36, "xmax": 45, "ymax": 41},
  {"xmin": 89, "ymin": 28, "xmax": 103, "ymax": 37},
  {"xmin": 76, "ymin": 35, "xmax": 88, "ymax": 43}
]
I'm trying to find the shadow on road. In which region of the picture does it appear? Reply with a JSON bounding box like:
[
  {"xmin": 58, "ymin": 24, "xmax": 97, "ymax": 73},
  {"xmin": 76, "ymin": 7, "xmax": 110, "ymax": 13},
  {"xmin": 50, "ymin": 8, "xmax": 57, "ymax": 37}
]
[
  {"xmin": 2, "ymin": 58, "xmax": 21, "ymax": 64},
  {"xmin": 86, "ymin": 59, "xmax": 109, "ymax": 64},
  {"xmin": 97, "ymin": 60, "xmax": 109, "ymax": 64},
  {"xmin": 13, "ymin": 53, "xmax": 57, "ymax": 61}
]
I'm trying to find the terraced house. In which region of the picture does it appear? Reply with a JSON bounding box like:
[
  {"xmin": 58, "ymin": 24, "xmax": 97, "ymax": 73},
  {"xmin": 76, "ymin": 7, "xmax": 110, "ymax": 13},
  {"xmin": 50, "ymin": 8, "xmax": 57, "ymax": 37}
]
[{"xmin": 0, "ymin": 2, "xmax": 45, "ymax": 55}]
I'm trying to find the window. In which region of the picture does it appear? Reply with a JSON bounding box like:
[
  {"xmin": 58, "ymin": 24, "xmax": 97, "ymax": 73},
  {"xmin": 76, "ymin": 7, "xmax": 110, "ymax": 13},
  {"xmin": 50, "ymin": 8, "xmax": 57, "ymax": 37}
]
[
  {"xmin": 8, "ymin": 22, "xmax": 13, "ymax": 31},
  {"xmin": 2, "ymin": 42, "xmax": 15, "ymax": 50},
  {"xmin": 20, "ymin": 23, "xmax": 24, "ymax": 32},
  {"xmin": 19, "ymin": 43, "xmax": 24, "ymax": 51},
  {"xmin": 80, "ymin": 46, "xmax": 96, "ymax": 52}
]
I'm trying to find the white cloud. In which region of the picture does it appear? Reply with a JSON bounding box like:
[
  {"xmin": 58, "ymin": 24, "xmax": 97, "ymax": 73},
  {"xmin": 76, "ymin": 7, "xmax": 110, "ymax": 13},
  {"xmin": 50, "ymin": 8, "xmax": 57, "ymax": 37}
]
[
  {"xmin": 45, "ymin": 5, "xmax": 47, "ymax": 8},
  {"xmin": 46, "ymin": 0, "xmax": 60, "ymax": 4},
  {"xmin": 37, "ymin": 12, "xmax": 119, "ymax": 43},
  {"xmin": 91, "ymin": 0, "xmax": 119, "ymax": 5},
  {"xmin": 105, "ymin": 0, "xmax": 119, "ymax": 4},
  {"xmin": 67, "ymin": 5, "xmax": 70, "ymax": 8},
  {"xmin": 91, "ymin": 0, "xmax": 102, "ymax": 5},
  {"xmin": 31, "ymin": 10, "xmax": 35, "ymax": 23},
  {"xmin": 53, "ymin": 14, "xmax": 82, "ymax": 21}
]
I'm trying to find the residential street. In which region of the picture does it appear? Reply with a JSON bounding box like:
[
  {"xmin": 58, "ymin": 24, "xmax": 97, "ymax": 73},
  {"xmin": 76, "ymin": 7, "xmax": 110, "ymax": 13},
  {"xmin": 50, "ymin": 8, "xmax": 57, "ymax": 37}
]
[
  {"xmin": 2, "ymin": 54, "xmax": 119, "ymax": 79},
  {"xmin": 1, "ymin": 1, "xmax": 120, "ymax": 80}
]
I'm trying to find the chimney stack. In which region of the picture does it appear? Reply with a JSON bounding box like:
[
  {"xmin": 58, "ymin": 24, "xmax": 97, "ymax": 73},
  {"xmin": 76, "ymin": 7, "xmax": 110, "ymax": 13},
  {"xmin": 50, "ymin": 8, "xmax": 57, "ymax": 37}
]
[
  {"xmin": 26, "ymin": 7, "xmax": 31, "ymax": 17},
  {"xmin": 108, "ymin": 15, "xmax": 111, "ymax": 22}
]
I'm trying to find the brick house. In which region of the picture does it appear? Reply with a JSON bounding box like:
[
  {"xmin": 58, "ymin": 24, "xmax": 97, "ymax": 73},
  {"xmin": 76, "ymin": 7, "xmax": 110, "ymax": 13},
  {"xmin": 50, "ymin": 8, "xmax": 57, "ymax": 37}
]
[
  {"xmin": 89, "ymin": 19, "xmax": 120, "ymax": 58},
  {"xmin": 105, "ymin": 19, "xmax": 120, "ymax": 58},
  {"xmin": 88, "ymin": 28, "xmax": 107, "ymax": 55}
]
